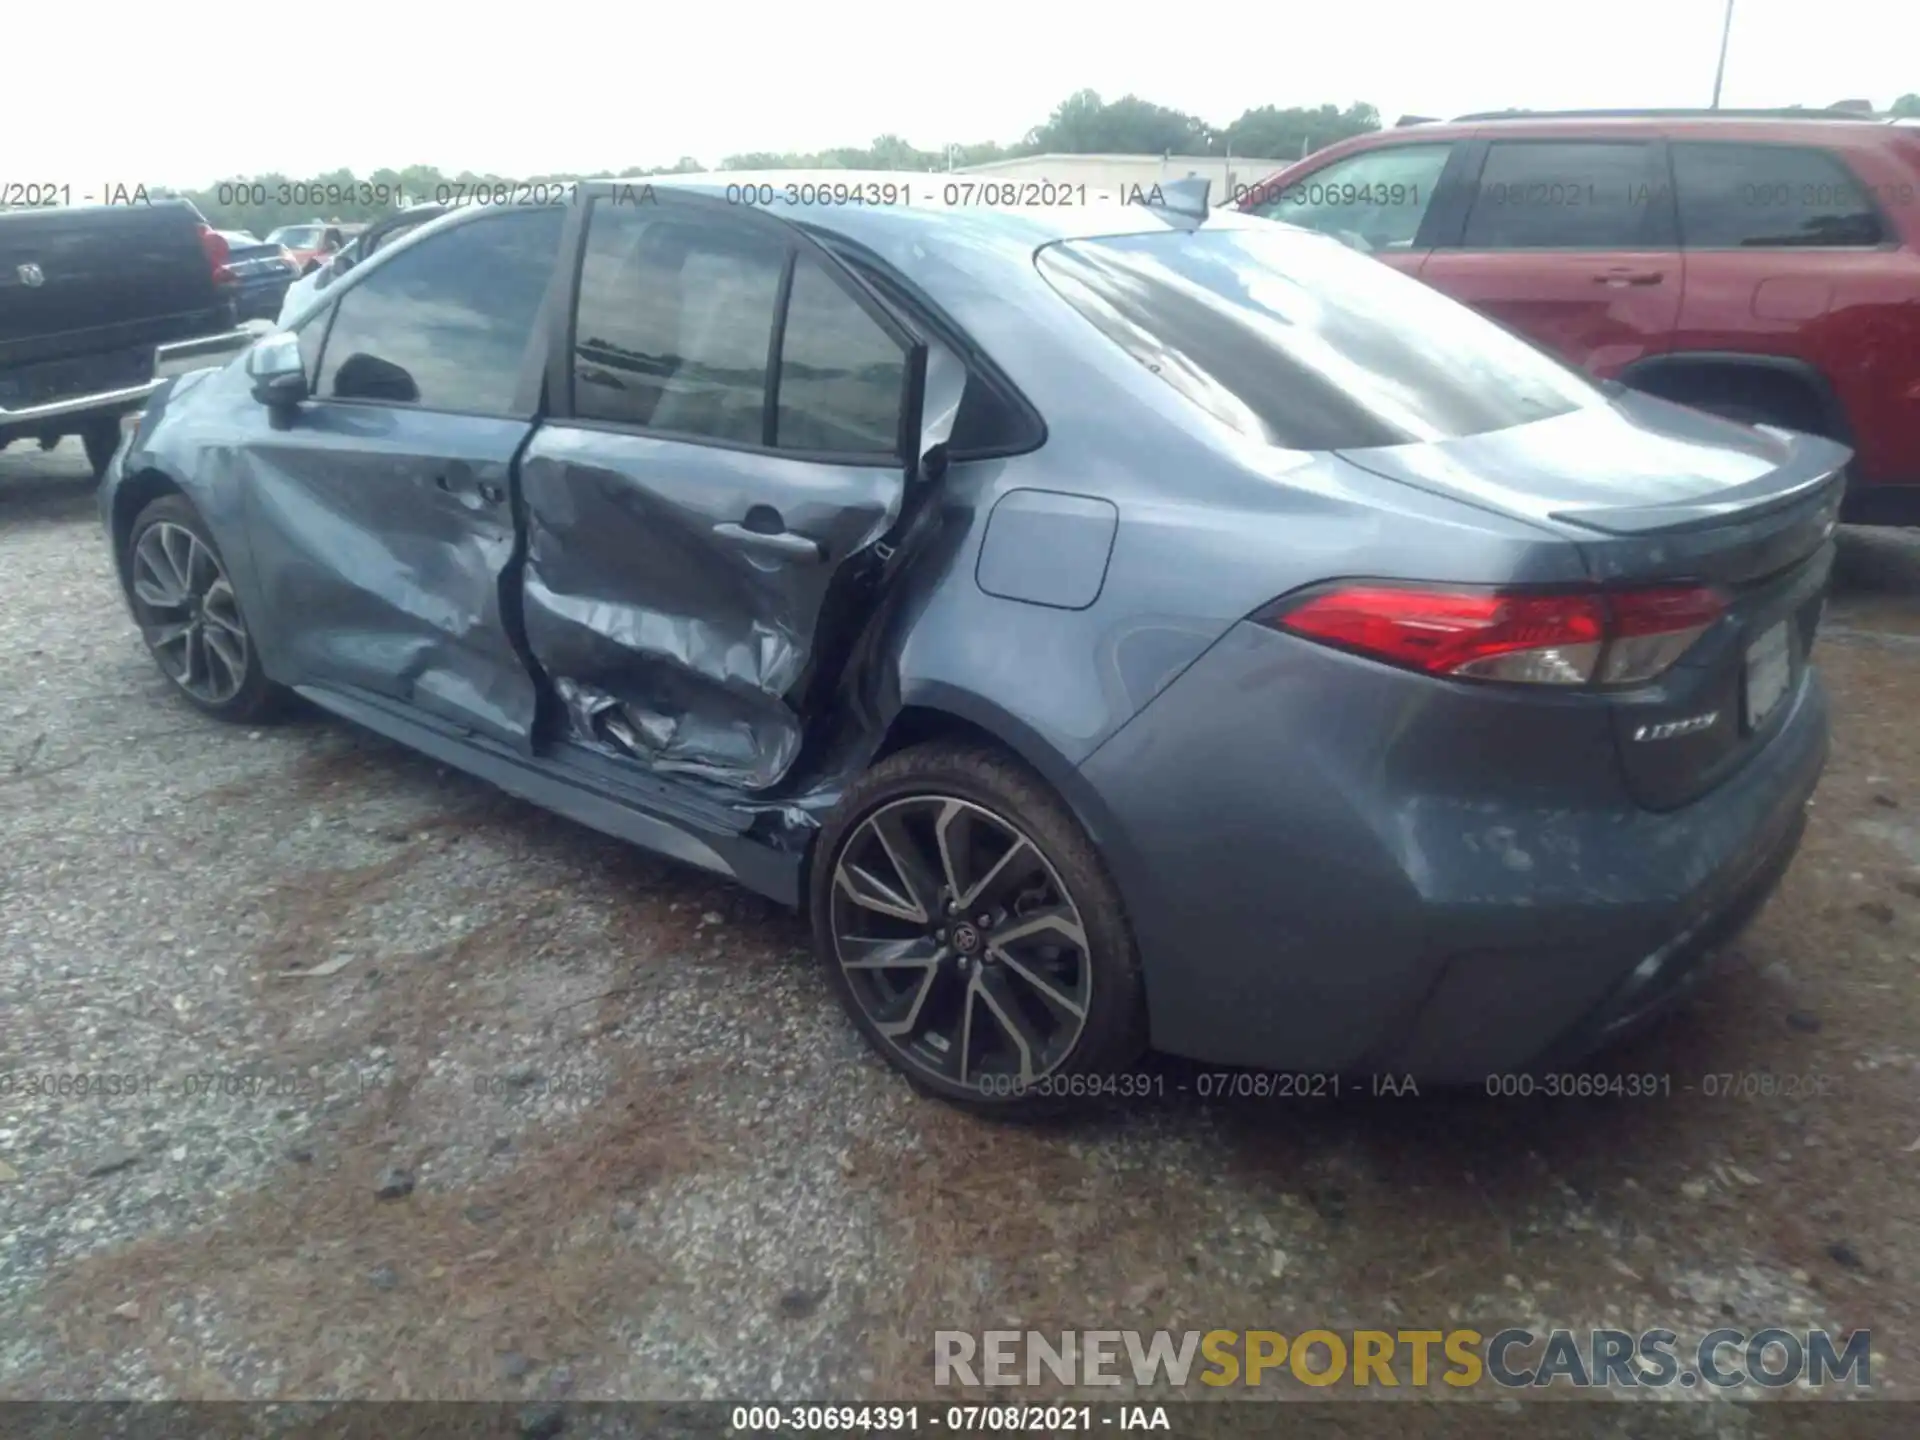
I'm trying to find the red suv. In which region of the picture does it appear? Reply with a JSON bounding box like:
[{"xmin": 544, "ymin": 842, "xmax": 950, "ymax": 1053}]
[{"xmin": 1237, "ymin": 110, "xmax": 1920, "ymax": 523}]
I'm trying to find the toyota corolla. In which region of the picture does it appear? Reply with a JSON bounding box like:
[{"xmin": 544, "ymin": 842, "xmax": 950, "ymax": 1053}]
[{"xmin": 100, "ymin": 176, "xmax": 1842, "ymax": 1110}]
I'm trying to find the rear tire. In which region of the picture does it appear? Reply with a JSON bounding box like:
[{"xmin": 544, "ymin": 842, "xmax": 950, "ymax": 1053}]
[
  {"xmin": 126, "ymin": 493, "xmax": 286, "ymax": 724},
  {"xmin": 811, "ymin": 742, "xmax": 1147, "ymax": 1115}
]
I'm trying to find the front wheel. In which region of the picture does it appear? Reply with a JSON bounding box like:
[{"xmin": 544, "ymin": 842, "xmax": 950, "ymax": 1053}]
[
  {"xmin": 811, "ymin": 743, "xmax": 1147, "ymax": 1113},
  {"xmin": 126, "ymin": 494, "xmax": 285, "ymax": 723}
]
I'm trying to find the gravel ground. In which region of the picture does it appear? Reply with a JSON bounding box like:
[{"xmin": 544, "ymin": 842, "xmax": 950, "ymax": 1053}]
[{"xmin": 3, "ymin": 438, "xmax": 1918, "ymax": 1418}]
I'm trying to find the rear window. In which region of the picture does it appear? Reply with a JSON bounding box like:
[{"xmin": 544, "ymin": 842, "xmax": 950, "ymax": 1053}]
[
  {"xmin": 1035, "ymin": 227, "xmax": 1600, "ymax": 450},
  {"xmin": 1672, "ymin": 143, "xmax": 1886, "ymax": 247}
]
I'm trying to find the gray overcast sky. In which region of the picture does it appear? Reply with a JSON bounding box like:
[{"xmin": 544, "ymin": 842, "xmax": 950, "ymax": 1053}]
[{"xmin": 8, "ymin": 0, "xmax": 1916, "ymax": 188}]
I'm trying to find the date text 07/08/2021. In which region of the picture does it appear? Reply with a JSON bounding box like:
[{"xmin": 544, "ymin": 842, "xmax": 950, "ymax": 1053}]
[
  {"xmin": 966, "ymin": 1070, "xmax": 1843, "ymax": 1101},
  {"xmin": 728, "ymin": 1405, "xmax": 1171, "ymax": 1432}
]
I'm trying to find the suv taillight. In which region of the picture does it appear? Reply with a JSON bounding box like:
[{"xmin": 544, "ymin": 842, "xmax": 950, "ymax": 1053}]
[
  {"xmin": 1260, "ymin": 582, "xmax": 1727, "ymax": 688},
  {"xmin": 197, "ymin": 224, "xmax": 235, "ymax": 286}
]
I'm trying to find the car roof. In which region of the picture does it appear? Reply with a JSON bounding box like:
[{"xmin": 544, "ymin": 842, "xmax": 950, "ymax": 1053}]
[{"xmin": 634, "ymin": 169, "xmax": 1265, "ymax": 245}]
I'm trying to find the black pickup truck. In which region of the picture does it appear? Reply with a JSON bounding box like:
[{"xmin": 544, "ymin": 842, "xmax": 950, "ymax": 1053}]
[{"xmin": 0, "ymin": 200, "xmax": 253, "ymax": 477}]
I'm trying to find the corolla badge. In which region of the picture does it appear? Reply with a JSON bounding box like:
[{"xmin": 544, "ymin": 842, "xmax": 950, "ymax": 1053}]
[
  {"xmin": 1633, "ymin": 712, "xmax": 1720, "ymax": 743},
  {"xmin": 16, "ymin": 263, "xmax": 45, "ymax": 287}
]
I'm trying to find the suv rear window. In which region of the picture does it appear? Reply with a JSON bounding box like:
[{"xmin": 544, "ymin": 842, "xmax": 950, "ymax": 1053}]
[
  {"xmin": 1036, "ymin": 227, "xmax": 1600, "ymax": 450},
  {"xmin": 1672, "ymin": 142, "xmax": 1886, "ymax": 247}
]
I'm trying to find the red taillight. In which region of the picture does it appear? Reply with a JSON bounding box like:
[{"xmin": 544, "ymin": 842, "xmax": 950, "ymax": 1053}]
[
  {"xmin": 197, "ymin": 223, "xmax": 235, "ymax": 286},
  {"xmin": 1264, "ymin": 582, "xmax": 1726, "ymax": 688}
]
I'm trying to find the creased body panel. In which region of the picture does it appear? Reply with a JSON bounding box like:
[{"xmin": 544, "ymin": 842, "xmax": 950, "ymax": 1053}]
[
  {"xmin": 240, "ymin": 404, "xmax": 538, "ymax": 746},
  {"xmin": 517, "ymin": 424, "xmax": 900, "ymax": 790}
]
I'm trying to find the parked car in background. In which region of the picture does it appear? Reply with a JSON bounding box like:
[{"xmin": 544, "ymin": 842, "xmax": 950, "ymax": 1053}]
[
  {"xmin": 1238, "ymin": 110, "xmax": 1920, "ymax": 523},
  {"xmin": 1, "ymin": 199, "xmax": 251, "ymax": 477},
  {"xmin": 105, "ymin": 179, "xmax": 1839, "ymax": 1109},
  {"xmin": 215, "ymin": 231, "xmax": 300, "ymax": 321},
  {"xmin": 265, "ymin": 222, "xmax": 364, "ymax": 275},
  {"xmin": 275, "ymin": 204, "xmax": 447, "ymax": 326}
]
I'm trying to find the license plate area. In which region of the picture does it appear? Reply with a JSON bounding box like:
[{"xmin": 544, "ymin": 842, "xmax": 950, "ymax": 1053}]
[{"xmin": 1744, "ymin": 621, "xmax": 1793, "ymax": 731}]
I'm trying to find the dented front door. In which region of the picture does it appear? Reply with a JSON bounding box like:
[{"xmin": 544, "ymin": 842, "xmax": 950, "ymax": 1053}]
[
  {"xmin": 244, "ymin": 206, "xmax": 564, "ymax": 747},
  {"xmin": 517, "ymin": 190, "xmax": 916, "ymax": 790}
]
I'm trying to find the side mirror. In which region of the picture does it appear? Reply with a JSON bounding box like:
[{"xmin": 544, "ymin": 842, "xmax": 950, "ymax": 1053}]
[
  {"xmin": 914, "ymin": 340, "xmax": 967, "ymax": 480},
  {"xmin": 247, "ymin": 333, "xmax": 308, "ymax": 407}
]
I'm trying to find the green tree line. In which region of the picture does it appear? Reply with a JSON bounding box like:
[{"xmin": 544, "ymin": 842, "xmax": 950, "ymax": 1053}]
[
  {"xmin": 173, "ymin": 88, "xmax": 1920, "ymax": 236},
  {"xmin": 171, "ymin": 92, "xmax": 1385, "ymax": 235}
]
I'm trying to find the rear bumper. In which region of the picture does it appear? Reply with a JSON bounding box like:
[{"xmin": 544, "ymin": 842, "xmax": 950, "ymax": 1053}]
[
  {"xmin": 1077, "ymin": 620, "xmax": 1830, "ymax": 1079},
  {"xmin": 0, "ymin": 328, "xmax": 254, "ymax": 432},
  {"xmin": 233, "ymin": 282, "xmax": 292, "ymax": 321}
]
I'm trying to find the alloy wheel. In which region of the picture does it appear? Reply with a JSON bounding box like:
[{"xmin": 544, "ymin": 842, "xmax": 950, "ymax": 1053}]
[
  {"xmin": 829, "ymin": 795, "xmax": 1093, "ymax": 1089},
  {"xmin": 131, "ymin": 522, "xmax": 250, "ymax": 706}
]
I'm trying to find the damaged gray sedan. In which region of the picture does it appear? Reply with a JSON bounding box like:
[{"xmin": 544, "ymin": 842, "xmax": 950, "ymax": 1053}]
[{"xmin": 102, "ymin": 177, "xmax": 1842, "ymax": 1109}]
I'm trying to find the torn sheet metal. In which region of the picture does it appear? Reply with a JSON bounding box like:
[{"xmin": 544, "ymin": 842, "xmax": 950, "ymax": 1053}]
[{"xmin": 552, "ymin": 673, "xmax": 799, "ymax": 791}]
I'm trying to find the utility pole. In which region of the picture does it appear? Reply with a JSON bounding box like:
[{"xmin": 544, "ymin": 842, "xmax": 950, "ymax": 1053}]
[{"xmin": 1711, "ymin": 0, "xmax": 1735, "ymax": 109}]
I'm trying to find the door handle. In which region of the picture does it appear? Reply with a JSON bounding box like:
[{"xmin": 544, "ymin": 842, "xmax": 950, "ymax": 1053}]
[
  {"xmin": 713, "ymin": 521, "xmax": 823, "ymax": 563},
  {"xmin": 1594, "ymin": 269, "xmax": 1665, "ymax": 287}
]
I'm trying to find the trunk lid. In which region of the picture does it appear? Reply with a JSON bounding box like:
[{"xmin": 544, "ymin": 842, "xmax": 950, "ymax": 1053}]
[
  {"xmin": 0, "ymin": 202, "xmax": 226, "ymax": 372},
  {"xmin": 222, "ymin": 240, "xmax": 294, "ymax": 283},
  {"xmin": 1337, "ymin": 389, "xmax": 1848, "ymax": 810}
]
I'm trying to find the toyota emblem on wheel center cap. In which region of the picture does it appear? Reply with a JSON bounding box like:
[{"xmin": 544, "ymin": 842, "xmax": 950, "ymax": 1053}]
[
  {"xmin": 16, "ymin": 263, "xmax": 45, "ymax": 287},
  {"xmin": 950, "ymin": 922, "xmax": 981, "ymax": 954}
]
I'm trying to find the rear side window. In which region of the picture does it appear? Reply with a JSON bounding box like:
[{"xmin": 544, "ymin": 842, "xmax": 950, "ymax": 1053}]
[
  {"xmin": 1672, "ymin": 143, "xmax": 1886, "ymax": 247},
  {"xmin": 774, "ymin": 256, "xmax": 907, "ymax": 456},
  {"xmin": 1460, "ymin": 142, "xmax": 1665, "ymax": 250},
  {"xmin": 571, "ymin": 202, "xmax": 911, "ymax": 457},
  {"xmin": 572, "ymin": 206, "xmax": 786, "ymax": 444},
  {"xmin": 314, "ymin": 207, "xmax": 561, "ymax": 413},
  {"xmin": 1037, "ymin": 227, "xmax": 1600, "ymax": 450},
  {"xmin": 829, "ymin": 249, "xmax": 1045, "ymax": 458}
]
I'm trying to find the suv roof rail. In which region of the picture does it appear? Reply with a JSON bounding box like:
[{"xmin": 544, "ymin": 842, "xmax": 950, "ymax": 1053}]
[
  {"xmin": 1451, "ymin": 106, "xmax": 1875, "ymax": 122},
  {"xmin": 1394, "ymin": 115, "xmax": 1441, "ymax": 127}
]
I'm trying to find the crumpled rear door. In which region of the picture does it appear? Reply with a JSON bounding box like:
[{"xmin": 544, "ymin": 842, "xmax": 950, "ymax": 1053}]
[{"xmin": 519, "ymin": 188, "xmax": 919, "ymax": 791}]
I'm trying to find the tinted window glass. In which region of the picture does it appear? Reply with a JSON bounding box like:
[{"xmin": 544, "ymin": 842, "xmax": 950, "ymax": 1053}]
[
  {"xmin": 1248, "ymin": 144, "xmax": 1452, "ymax": 252},
  {"xmin": 315, "ymin": 208, "xmax": 561, "ymax": 413},
  {"xmin": 1037, "ymin": 227, "xmax": 1599, "ymax": 450},
  {"xmin": 774, "ymin": 257, "xmax": 905, "ymax": 455},
  {"xmin": 1461, "ymin": 142, "xmax": 1662, "ymax": 249},
  {"xmin": 1673, "ymin": 143, "xmax": 1885, "ymax": 247},
  {"xmin": 573, "ymin": 204, "xmax": 786, "ymax": 444},
  {"xmin": 833, "ymin": 253, "xmax": 1044, "ymax": 456}
]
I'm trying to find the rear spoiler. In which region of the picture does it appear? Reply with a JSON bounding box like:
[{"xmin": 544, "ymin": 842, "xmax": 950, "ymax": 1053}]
[{"xmin": 1549, "ymin": 458, "xmax": 1846, "ymax": 536}]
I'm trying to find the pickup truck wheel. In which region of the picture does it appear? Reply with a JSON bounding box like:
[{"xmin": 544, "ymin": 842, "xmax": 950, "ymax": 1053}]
[
  {"xmin": 126, "ymin": 494, "xmax": 284, "ymax": 723},
  {"xmin": 81, "ymin": 420, "xmax": 121, "ymax": 479}
]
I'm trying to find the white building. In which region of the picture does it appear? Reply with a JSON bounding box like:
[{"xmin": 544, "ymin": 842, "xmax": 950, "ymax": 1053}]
[{"xmin": 949, "ymin": 153, "xmax": 1292, "ymax": 208}]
